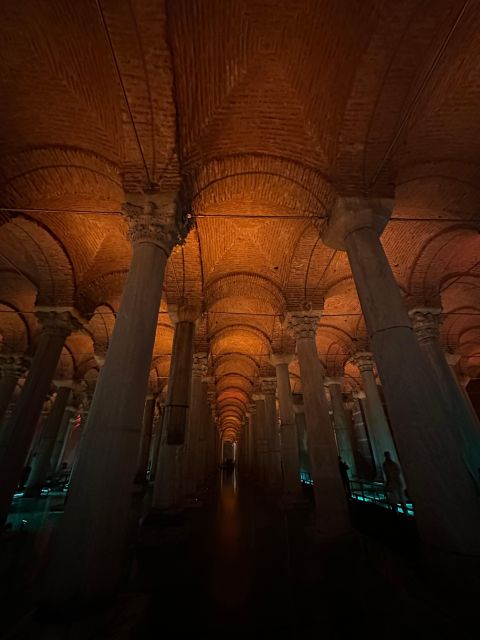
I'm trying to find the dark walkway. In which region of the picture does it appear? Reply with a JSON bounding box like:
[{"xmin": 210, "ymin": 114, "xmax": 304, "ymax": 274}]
[{"xmin": 0, "ymin": 471, "xmax": 478, "ymax": 638}]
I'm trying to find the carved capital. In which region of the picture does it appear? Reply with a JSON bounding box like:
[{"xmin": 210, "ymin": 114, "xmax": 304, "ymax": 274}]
[
  {"xmin": 260, "ymin": 377, "xmax": 276, "ymax": 395},
  {"xmin": 270, "ymin": 352, "xmax": 294, "ymax": 367},
  {"xmin": 169, "ymin": 300, "xmax": 202, "ymax": 324},
  {"xmin": 324, "ymin": 376, "xmax": 343, "ymax": 388},
  {"xmin": 192, "ymin": 352, "xmax": 208, "ymax": 378},
  {"xmin": 287, "ymin": 311, "xmax": 322, "ymax": 340},
  {"xmin": 351, "ymin": 351, "xmax": 375, "ymax": 373},
  {"xmin": 0, "ymin": 354, "xmax": 30, "ymax": 377},
  {"xmin": 36, "ymin": 310, "xmax": 83, "ymax": 338},
  {"xmin": 123, "ymin": 193, "xmax": 187, "ymax": 255},
  {"xmin": 408, "ymin": 307, "xmax": 442, "ymax": 345}
]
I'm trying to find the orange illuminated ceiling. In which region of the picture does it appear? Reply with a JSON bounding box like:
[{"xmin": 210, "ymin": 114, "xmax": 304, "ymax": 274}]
[{"xmin": 0, "ymin": 1, "xmax": 479, "ymax": 438}]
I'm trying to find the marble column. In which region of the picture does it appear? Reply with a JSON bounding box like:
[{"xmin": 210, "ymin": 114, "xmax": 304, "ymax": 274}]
[
  {"xmin": 246, "ymin": 403, "xmax": 257, "ymax": 478},
  {"xmin": 135, "ymin": 394, "xmax": 157, "ymax": 484},
  {"xmin": 183, "ymin": 353, "xmax": 208, "ymax": 497},
  {"xmin": 271, "ymin": 354, "xmax": 302, "ymax": 496},
  {"xmin": 409, "ymin": 308, "xmax": 480, "ymax": 486},
  {"xmin": 24, "ymin": 382, "xmax": 73, "ymax": 497},
  {"xmin": 325, "ymin": 378, "xmax": 356, "ymax": 476},
  {"xmin": 0, "ymin": 311, "xmax": 80, "ymax": 525},
  {"xmin": 349, "ymin": 392, "xmax": 375, "ymax": 478},
  {"xmin": 148, "ymin": 402, "xmax": 164, "ymax": 481},
  {"xmin": 322, "ymin": 196, "xmax": 480, "ymax": 556},
  {"xmin": 51, "ymin": 402, "xmax": 79, "ymax": 474},
  {"xmin": 288, "ymin": 311, "xmax": 351, "ymax": 535},
  {"xmin": 294, "ymin": 407, "xmax": 310, "ymax": 478},
  {"xmin": 350, "ymin": 352, "xmax": 399, "ymax": 478},
  {"xmin": 252, "ymin": 393, "xmax": 268, "ymax": 486},
  {"xmin": 260, "ymin": 378, "xmax": 282, "ymax": 489},
  {"xmin": 0, "ymin": 355, "xmax": 29, "ymax": 424},
  {"xmin": 43, "ymin": 195, "xmax": 184, "ymax": 605},
  {"xmin": 152, "ymin": 303, "xmax": 199, "ymax": 509}
]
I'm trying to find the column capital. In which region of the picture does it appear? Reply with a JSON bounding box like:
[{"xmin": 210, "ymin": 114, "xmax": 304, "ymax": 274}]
[
  {"xmin": 251, "ymin": 392, "xmax": 265, "ymax": 401},
  {"xmin": 0, "ymin": 354, "xmax": 30, "ymax": 377},
  {"xmin": 351, "ymin": 351, "xmax": 375, "ymax": 373},
  {"xmin": 192, "ymin": 352, "xmax": 208, "ymax": 378},
  {"xmin": 322, "ymin": 196, "xmax": 393, "ymax": 250},
  {"xmin": 168, "ymin": 300, "xmax": 202, "ymax": 324},
  {"xmin": 324, "ymin": 376, "xmax": 343, "ymax": 387},
  {"xmin": 287, "ymin": 310, "xmax": 322, "ymax": 340},
  {"xmin": 445, "ymin": 352, "xmax": 461, "ymax": 367},
  {"xmin": 408, "ymin": 307, "xmax": 442, "ymax": 345},
  {"xmin": 270, "ymin": 352, "xmax": 294, "ymax": 366},
  {"xmin": 352, "ymin": 389, "xmax": 366, "ymax": 400},
  {"xmin": 260, "ymin": 377, "xmax": 276, "ymax": 395},
  {"xmin": 123, "ymin": 192, "xmax": 187, "ymax": 255},
  {"xmin": 35, "ymin": 309, "xmax": 84, "ymax": 338}
]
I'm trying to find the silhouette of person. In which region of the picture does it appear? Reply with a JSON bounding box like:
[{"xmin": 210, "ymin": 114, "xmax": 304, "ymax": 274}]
[
  {"xmin": 383, "ymin": 451, "xmax": 408, "ymax": 515},
  {"xmin": 338, "ymin": 456, "xmax": 351, "ymax": 496}
]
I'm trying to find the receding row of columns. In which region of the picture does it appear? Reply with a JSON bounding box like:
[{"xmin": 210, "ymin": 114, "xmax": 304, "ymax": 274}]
[{"xmin": 0, "ymin": 195, "xmax": 479, "ymax": 607}]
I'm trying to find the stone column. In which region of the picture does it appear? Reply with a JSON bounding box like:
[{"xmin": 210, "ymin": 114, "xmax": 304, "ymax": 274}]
[
  {"xmin": 0, "ymin": 355, "xmax": 29, "ymax": 424},
  {"xmin": 183, "ymin": 353, "xmax": 208, "ymax": 497},
  {"xmin": 409, "ymin": 308, "xmax": 480, "ymax": 485},
  {"xmin": 350, "ymin": 352, "xmax": 399, "ymax": 478},
  {"xmin": 294, "ymin": 407, "xmax": 310, "ymax": 478},
  {"xmin": 325, "ymin": 378, "xmax": 356, "ymax": 476},
  {"xmin": 152, "ymin": 303, "xmax": 199, "ymax": 510},
  {"xmin": 322, "ymin": 196, "xmax": 480, "ymax": 556},
  {"xmin": 288, "ymin": 311, "xmax": 351, "ymax": 535},
  {"xmin": 43, "ymin": 195, "xmax": 184, "ymax": 605},
  {"xmin": 260, "ymin": 378, "xmax": 282, "ymax": 489},
  {"xmin": 148, "ymin": 401, "xmax": 164, "ymax": 481},
  {"xmin": 348, "ymin": 392, "xmax": 374, "ymax": 478},
  {"xmin": 135, "ymin": 394, "xmax": 157, "ymax": 484},
  {"xmin": 246, "ymin": 403, "xmax": 257, "ymax": 478},
  {"xmin": 252, "ymin": 393, "xmax": 268, "ymax": 486},
  {"xmin": 271, "ymin": 354, "xmax": 302, "ymax": 497},
  {"xmin": 0, "ymin": 311, "xmax": 81, "ymax": 524},
  {"xmin": 24, "ymin": 382, "xmax": 73, "ymax": 497},
  {"xmin": 51, "ymin": 401, "xmax": 79, "ymax": 474}
]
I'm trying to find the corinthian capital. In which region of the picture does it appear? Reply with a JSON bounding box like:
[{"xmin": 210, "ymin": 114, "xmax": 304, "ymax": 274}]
[
  {"xmin": 36, "ymin": 310, "xmax": 83, "ymax": 338},
  {"xmin": 351, "ymin": 351, "xmax": 375, "ymax": 373},
  {"xmin": 260, "ymin": 377, "xmax": 276, "ymax": 395},
  {"xmin": 0, "ymin": 354, "xmax": 30, "ymax": 377},
  {"xmin": 408, "ymin": 307, "xmax": 442, "ymax": 345},
  {"xmin": 192, "ymin": 352, "xmax": 208, "ymax": 378},
  {"xmin": 287, "ymin": 311, "xmax": 322, "ymax": 340},
  {"xmin": 123, "ymin": 192, "xmax": 187, "ymax": 255}
]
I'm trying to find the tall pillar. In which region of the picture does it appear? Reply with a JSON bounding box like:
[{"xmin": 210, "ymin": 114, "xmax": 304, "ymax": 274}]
[
  {"xmin": 152, "ymin": 303, "xmax": 198, "ymax": 510},
  {"xmin": 183, "ymin": 353, "xmax": 208, "ymax": 497},
  {"xmin": 24, "ymin": 382, "xmax": 73, "ymax": 497},
  {"xmin": 287, "ymin": 311, "xmax": 351, "ymax": 535},
  {"xmin": 349, "ymin": 392, "xmax": 375, "ymax": 478},
  {"xmin": 252, "ymin": 393, "xmax": 268, "ymax": 485},
  {"xmin": 51, "ymin": 400, "xmax": 79, "ymax": 474},
  {"xmin": 246, "ymin": 403, "xmax": 257, "ymax": 478},
  {"xmin": 350, "ymin": 352, "xmax": 399, "ymax": 478},
  {"xmin": 43, "ymin": 195, "xmax": 184, "ymax": 605},
  {"xmin": 270, "ymin": 354, "xmax": 302, "ymax": 497},
  {"xmin": 322, "ymin": 196, "xmax": 480, "ymax": 556},
  {"xmin": 409, "ymin": 308, "xmax": 480, "ymax": 485},
  {"xmin": 148, "ymin": 401, "xmax": 164, "ymax": 481},
  {"xmin": 294, "ymin": 407, "xmax": 310, "ymax": 478},
  {"xmin": 260, "ymin": 378, "xmax": 282, "ymax": 489},
  {"xmin": 0, "ymin": 355, "xmax": 29, "ymax": 424},
  {"xmin": 0, "ymin": 311, "xmax": 81, "ymax": 524},
  {"xmin": 325, "ymin": 378, "xmax": 356, "ymax": 476},
  {"xmin": 135, "ymin": 394, "xmax": 156, "ymax": 484}
]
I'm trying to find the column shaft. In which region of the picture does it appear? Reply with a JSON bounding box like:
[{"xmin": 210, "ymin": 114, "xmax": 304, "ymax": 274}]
[
  {"xmin": 0, "ymin": 313, "xmax": 74, "ymax": 524},
  {"xmin": 24, "ymin": 385, "xmax": 72, "ymax": 497},
  {"xmin": 345, "ymin": 223, "xmax": 480, "ymax": 554},
  {"xmin": 290, "ymin": 313, "xmax": 350, "ymax": 535},
  {"xmin": 327, "ymin": 381, "xmax": 356, "ymax": 476},
  {"xmin": 273, "ymin": 361, "xmax": 302, "ymax": 495},
  {"xmin": 153, "ymin": 319, "xmax": 195, "ymax": 509},
  {"xmin": 43, "ymin": 205, "xmax": 178, "ymax": 605},
  {"xmin": 135, "ymin": 396, "xmax": 156, "ymax": 484}
]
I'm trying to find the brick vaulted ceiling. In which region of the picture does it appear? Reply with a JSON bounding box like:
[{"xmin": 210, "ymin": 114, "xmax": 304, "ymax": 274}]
[{"xmin": 0, "ymin": 0, "xmax": 479, "ymax": 439}]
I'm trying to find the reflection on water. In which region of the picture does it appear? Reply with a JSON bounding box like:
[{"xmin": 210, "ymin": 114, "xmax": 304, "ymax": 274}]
[{"xmin": 211, "ymin": 469, "xmax": 250, "ymax": 615}]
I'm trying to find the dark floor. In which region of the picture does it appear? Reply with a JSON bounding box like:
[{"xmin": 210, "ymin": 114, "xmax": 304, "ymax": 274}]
[{"xmin": 0, "ymin": 472, "xmax": 478, "ymax": 639}]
